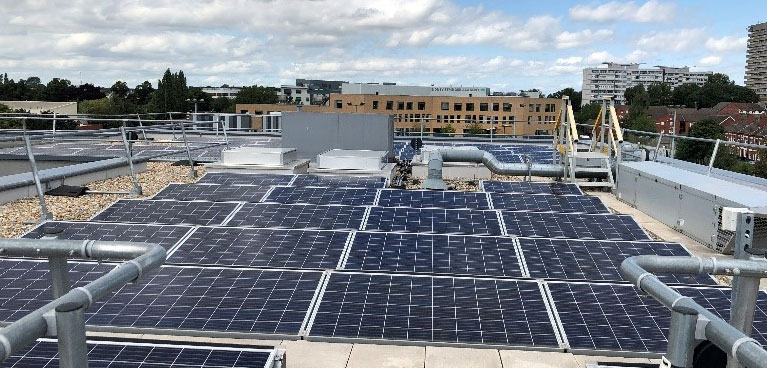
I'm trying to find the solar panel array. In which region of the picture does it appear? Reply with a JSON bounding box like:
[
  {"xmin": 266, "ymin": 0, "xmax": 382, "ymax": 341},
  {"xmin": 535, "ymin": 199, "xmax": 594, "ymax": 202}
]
[
  {"xmin": 8, "ymin": 171, "xmax": 748, "ymax": 356},
  {"xmin": 392, "ymin": 141, "xmax": 559, "ymax": 164}
]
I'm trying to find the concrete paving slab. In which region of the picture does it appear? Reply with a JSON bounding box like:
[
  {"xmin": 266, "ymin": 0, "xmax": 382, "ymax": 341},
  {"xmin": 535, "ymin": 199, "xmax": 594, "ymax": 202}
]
[
  {"xmin": 499, "ymin": 350, "xmax": 578, "ymax": 368},
  {"xmin": 425, "ymin": 346, "xmax": 502, "ymax": 368},
  {"xmin": 347, "ymin": 343, "xmax": 425, "ymax": 368},
  {"xmin": 283, "ymin": 341, "xmax": 352, "ymax": 368},
  {"xmin": 573, "ymin": 354, "xmax": 658, "ymax": 368}
]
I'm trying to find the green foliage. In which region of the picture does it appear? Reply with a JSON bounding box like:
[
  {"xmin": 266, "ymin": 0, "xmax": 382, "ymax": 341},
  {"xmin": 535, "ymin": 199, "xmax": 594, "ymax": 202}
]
[
  {"xmin": 547, "ymin": 88, "xmax": 581, "ymax": 111},
  {"xmin": 110, "ymin": 81, "xmax": 130, "ymax": 99},
  {"xmin": 574, "ymin": 102, "xmax": 601, "ymax": 124},
  {"xmin": 647, "ymin": 83, "xmax": 672, "ymax": 106},
  {"xmin": 149, "ymin": 69, "xmax": 189, "ymax": 112},
  {"xmin": 187, "ymin": 88, "xmax": 213, "ymax": 111},
  {"xmin": 464, "ymin": 122, "xmax": 485, "ymax": 135},
  {"xmin": 624, "ymin": 85, "xmax": 645, "ymax": 105},
  {"xmin": 131, "ymin": 81, "xmax": 154, "ymax": 106},
  {"xmin": 666, "ymin": 74, "xmax": 758, "ymax": 108},
  {"xmin": 211, "ymin": 97, "xmax": 234, "ymax": 113},
  {"xmin": 671, "ymin": 83, "xmax": 701, "ymax": 108},
  {"xmin": 675, "ymin": 118, "xmax": 724, "ymax": 164},
  {"xmin": 44, "ymin": 78, "xmax": 73, "ymax": 101},
  {"xmin": 234, "ymin": 85, "xmax": 278, "ymax": 105},
  {"xmin": 441, "ymin": 123, "xmax": 456, "ymax": 134}
]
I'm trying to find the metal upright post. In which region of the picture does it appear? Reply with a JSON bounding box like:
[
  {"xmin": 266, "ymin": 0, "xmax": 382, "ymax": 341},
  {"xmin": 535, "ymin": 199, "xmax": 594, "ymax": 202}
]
[
  {"xmin": 708, "ymin": 139, "xmax": 721, "ymax": 175},
  {"xmin": 671, "ymin": 110, "xmax": 677, "ymax": 158},
  {"xmin": 654, "ymin": 132, "xmax": 664, "ymax": 161},
  {"xmin": 220, "ymin": 120, "xmax": 230, "ymax": 150},
  {"xmin": 420, "ymin": 116, "xmax": 424, "ymax": 140},
  {"xmin": 666, "ymin": 304, "xmax": 699, "ymax": 368},
  {"xmin": 120, "ymin": 124, "xmax": 143, "ymax": 196},
  {"xmin": 179, "ymin": 122, "xmax": 197, "ymax": 178},
  {"xmin": 22, "ymin": 122, "xmax": 52, "ymax": 223},
  {"xmin": 52, "ymin": 112, "xmax": 57, "ymax": 139},
  {"xmin": 47, "ymin": 257, "xmax": 70, "ymax": 299},
  {"xmin": 490, "ymin": 118, "xmax": 494, "ymax": 142},
  {"xmin": 169, "ymin": 112, "xmax": 177, "ymax": 139},
  {"xmin": 601, "ymin": 98, "xmax": 608, "ymax": 152},
  {"xmin": 137, "ymin": 113, "xmax": 148, "ymax": 142},
  {"xmin": 55, "ymin": 301, "xmax": 88, "ymax": 368},
  {"xmin": 728, "ymin": 210, "xmax": 759, "ymax": 368}
]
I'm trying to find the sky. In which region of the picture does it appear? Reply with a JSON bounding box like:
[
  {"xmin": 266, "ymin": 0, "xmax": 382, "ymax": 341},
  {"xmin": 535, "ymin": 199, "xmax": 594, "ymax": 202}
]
[{"xmin": 0, "ymin": 0, "xmax": 761, "ymax": 93}]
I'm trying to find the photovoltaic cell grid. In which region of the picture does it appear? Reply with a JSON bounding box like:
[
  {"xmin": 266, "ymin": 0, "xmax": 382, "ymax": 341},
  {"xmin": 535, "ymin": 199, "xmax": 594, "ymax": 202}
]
[
  {"xmin": 482, "ymin": 181, "xmax": 583, "ymax": 196},
  {"xmin": 377, "ymin": 190, "xmax": 490, "ymax": 210},
  {"xmin": 91, "ymin": 200, "xmax": 239, "ymax": 226},
  {"xmin": 1, "ymin": 340, "xmax": 273, "ymax": 368},
  {"xmin": 23, "ymin": 221, "xmax": 191, "ymax": 251},
  {"xmin": 343, "ymin": 232, "xmax": 522, "ymax": 278},
  {"xmin": 264, "ymin": 186, "xmax": 377, "ymax": 206},
  {"xmin": 490, "ymin": 193, "xmax": 609, "ymax": 214},
  {"xmin": 0, "ymin": 260, "xmax": 323, "ymax": 336},
  {"xmin": 226, "ymin": 203, "xmax": 365, "ymax": 231},
  {"xmin": 547, "ymin": 282, "xmax": 767, "ymax": 353},
  {"xmin": 502, "ymin": 212, "xmax": 650, "ymax": 241},
  {"xmin": 308, "ymin": 272, "xmax": 560, "ymax": 347},
  {"xmin": 169, "ymin": 227, "xmax": 349, "ymax": 269},
  {"xmin": 153, "ymin": 183, "xmax": 270, "ymax": 203},
  {"xmin": 291, "ymin": 175, "xmax": 387, "ymax": 188},
  {"xmin": 517, "ymin": 238, "xmax": 716, "ymax": 285},
  {"xmin": 198, "ymin": 172, "xmax": 294, "ymax": 186},
  {"xmin": 363, "ymin": 207, "xmax": 502, "ymax": 235}
]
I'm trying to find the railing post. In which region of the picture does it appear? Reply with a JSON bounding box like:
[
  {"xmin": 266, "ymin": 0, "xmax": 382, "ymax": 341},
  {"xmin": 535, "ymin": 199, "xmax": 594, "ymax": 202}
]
[
  {"xmin": 708, "ymin": 138, "xmax": 721, "ymax": 175},
  {"xmin": 490, "ymin": 118, "xmax": 494, "ymax": 143},
  {"xmin": 220, "ymin": 120, "xmax": 230, "ymax": 150},
  {"xmin": 22, "ymin": 121, "xmax": 53, "ymax": 223},
  {"xmin": 55, "ymin": 301, "xmax": 89, "ymax": 368},
  {"xmin": 728, "ymin": 210, "xmax": 759, "ymax": 368},
  {"xmin": 654, "ymin": 132, "xmax": 664, "ymax": 162},
  {"xmin": 179, "ymin": 122, "xmax": 197, "ymax": 178},
  {"xmin": 52, "ymin": 112, "xmax": 57, "ymax": 139},
  {"xmin": 120, "ymin": 124, "xmax": 143, "ymax": 196},
  {"xmin": 665, "ymin": 304, "xmax": 699, "ymax": 368},
  {"xmin": 47, "ymin": 257, "xmax": 70, "ymax": 299},
  {"xmin": 601, "ymin": 98, "xmax": 608, "ymax": 152},
  {"xmin": 420, "ymin": 116, "xmax": 424, "ymax": 140},
  {"xmin": 136, "ymin": 113, "xmax": 148, "ymax": 142}
]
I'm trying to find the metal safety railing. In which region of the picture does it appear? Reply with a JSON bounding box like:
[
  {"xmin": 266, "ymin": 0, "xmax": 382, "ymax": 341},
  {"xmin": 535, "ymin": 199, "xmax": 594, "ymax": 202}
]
[
  {"xmin": 0, "ymin": 238, "xmax": 166, "ymax": 368},
  {"xmin": 391, "ymin": 116, "xmax": 559, "ymax": 142}
]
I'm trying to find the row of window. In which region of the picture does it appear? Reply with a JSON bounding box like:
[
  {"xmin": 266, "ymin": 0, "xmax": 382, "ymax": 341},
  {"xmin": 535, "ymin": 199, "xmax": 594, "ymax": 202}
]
[{"xmin": 333, "ymin": 99, "xmax": 557, "ymax": 113}]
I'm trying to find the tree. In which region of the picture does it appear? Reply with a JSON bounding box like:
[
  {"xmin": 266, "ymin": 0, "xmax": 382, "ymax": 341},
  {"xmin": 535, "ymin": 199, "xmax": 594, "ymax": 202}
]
[
  {"xmin": 131, "ymin": 81, "xmax": 154, "ymax": 106},
  {"xmin": 574, "ymin": 102, "xmax": 601, "ymax": 124},
  {"xmin": 211, "ymin": 97, "xmax": 234, "ymax": 113},
  {"xmin": 45, "ymin": 78, "xmax": 75, "ymax": 101},
  {"xmin": 73, "ymin": 83, "xmax": 105, "ymax": 101},
  {"xmin": 233, "ymin": 85, "xmax": 278, "ymax": 105},
  {"xmin": 547, "ymin": 88, "xmax": 582, "ymax": 111},
  {"xmin": 441, "ymin": 123, "xmax": 456, "ymax": 135},
  {"xmin": 464, "ymin": 122, "xmax": 485, "ymax": 136},
  {"xmin": 671, "ymin": 83, "xmax": 701, "ymax": 108},
  {"xmin": 697, "ymin": 73, "xmax": 759, "ymax": 108},
  {"xmin": 149, "ymin": 69, "xmax": 189, "ymax": 112},
  {"xmin": 647, "ymin": 83, "xmax": 672, "ymax": 106},
  {"xmin": 675, "ymin": 118, "xmax": 725, "ymax": 164},
  {"xmin": 187, "ymin": 88, "xmax": 213, "ymax": 112},
  {"xmin": 110, "ymin": 81, "xmax": 130, "ymax": 99},
  {"xmin": 624, "ymin": 85, "xmax": 646, "ymax": 105}
]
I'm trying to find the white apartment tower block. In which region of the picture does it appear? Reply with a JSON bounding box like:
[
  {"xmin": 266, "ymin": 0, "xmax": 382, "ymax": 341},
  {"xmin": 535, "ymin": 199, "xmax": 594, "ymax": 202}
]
[{"xmin": 582, "ymin": 63, "xmax": 712, "ymax": 106}]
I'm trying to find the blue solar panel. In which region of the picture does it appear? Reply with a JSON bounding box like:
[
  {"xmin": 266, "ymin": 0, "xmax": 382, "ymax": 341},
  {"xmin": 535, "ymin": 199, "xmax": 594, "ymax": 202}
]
[
  {"xmin": 2, "ymin": 339, "xmax": 275, "ymax": 368},
  {"xmin": 490, "ymin": 193, "xmax": 609, "ymax": 213},
  {"xmin": 23, "ymin": 221, "xmax": 192, "ymax": 252},
  {"xmin": 363, "ymin": 207, "xmax": 502, "ymax": 235},
  {"xmin": 547, "ymin": 282, "xmax": 767, "ymax": 353},
  {"xmin": 482, "ymin": 181, "xmax": 583, "ymax": 195},
  {"xmin": 307, "ymin": 272, "xmax": 561, "ymax": 347},
  {"xmin": 91, "ymin": 199, "xmax": 239, "ymax": 226},
  {"xmin": 292, "ymin": 175, "xmax": 386, "ymax": 188},
  {"xmin": 153, "ymin": 183, "xmax": 270, "ymax": 202},
  {"xmin": 169, "ymin": 226, "xmax": 350, "ymax": 269},
  {"xmin": 343, "ymin": 232, "xmax": 523, "ymax": 278},
  {"xmin": 198, "ymin": 172, "xmax": 294, "ymax": 186},
  {"xmin": 377, "ymin": 190, "xmax": 490, "ymax": 210},
  {"xmin": 518, "ymin": 238, "xmax": 716, "ymax": 285},
  {"xmin": 226, "ymin": 203, "xmax": 365, "ymax": 231},
  {"xmin": 0, "ymin": 260, "xmax": 323, "ymax": 336},
  {"xmin": 502, "ymin": 212, "xmax": 650, "ymax": 241},
  {"xmin": 264, "ymin": 186, "xmax": 377, "ymax": 206}
]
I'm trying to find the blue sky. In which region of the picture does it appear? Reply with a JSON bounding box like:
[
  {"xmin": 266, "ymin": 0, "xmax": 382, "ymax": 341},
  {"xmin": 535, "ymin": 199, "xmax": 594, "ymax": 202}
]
[{"xmin": 0, "ymin": 0, "xmax": 759, "ymax": 94}]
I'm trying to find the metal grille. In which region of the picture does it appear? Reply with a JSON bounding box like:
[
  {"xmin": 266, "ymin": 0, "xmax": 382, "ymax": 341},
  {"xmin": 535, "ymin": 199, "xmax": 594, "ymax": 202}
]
[{"xmin": 715, "ymin": 207, "xmax": 767, "ymax": 254}]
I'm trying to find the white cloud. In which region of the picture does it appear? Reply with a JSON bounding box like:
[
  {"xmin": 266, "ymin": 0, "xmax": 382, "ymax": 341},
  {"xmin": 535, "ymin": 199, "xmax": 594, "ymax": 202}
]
[
  {"xmin": 586, "ymin": 51, "xmax": 615, "ymax": 64},
  {"xmin": 705, "ymin": 36, "xmax": 747, "ymax": 53},
  {"xmin": 699, "ymin": 55, "xmax": 722, "ymax": 66},
  {"xmin": 555, "ymin": 29, "xmax": 613, "ymax": 49},
  {"xmin": 569, "ymin": 0, "xmax": 676, "ymax": 23},
  {"xmin": 637, "ymin": 29, "xmax": 706, "ymax": 52}
]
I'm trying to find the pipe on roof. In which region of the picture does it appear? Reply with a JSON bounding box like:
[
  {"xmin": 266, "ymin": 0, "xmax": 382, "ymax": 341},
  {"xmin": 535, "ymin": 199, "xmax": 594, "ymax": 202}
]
[
  {"xmin": 0, "ymin": 239, "xmax": 166, "ymax": 363},
  {"xmin": 620, "ymin": 255, "xmax": 767, "ymax": 367}
]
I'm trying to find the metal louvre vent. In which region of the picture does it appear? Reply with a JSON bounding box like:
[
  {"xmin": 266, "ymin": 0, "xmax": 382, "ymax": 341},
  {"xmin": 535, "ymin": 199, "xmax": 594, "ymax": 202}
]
[{"xmin": 715, "ymin": 207, "xmax": 767, "ymax": 254}]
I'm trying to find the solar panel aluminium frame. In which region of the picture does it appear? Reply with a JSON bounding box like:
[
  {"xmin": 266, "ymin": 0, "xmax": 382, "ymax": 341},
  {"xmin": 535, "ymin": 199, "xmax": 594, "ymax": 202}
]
[
  {"xmin": 196, "ymin": 172, "xmax": 298, "ymax": 186},
  {"xmin": 375, "ymin": 188, "xmax": 491, "ymax": 210},
  {"xmin": 149, "ymin": 182, "xmax": 271, "ymax": 203},
  {"xmin": 501, "ymin": 211, "xmax": 653, "ymax": 241},
  {"xmin": 87, "ymin": 198, "xmax": 244, "ymax": 226},
  {"xmin": 262, "ymin": 186, "xmax": 380, "ymax": 207},
  {"xmin": 479, "ymin": 181, "xmax": 585, "ymax": 196},
  {"xmin": 302, "ymin": 270, "xmax": 568, "ymax": 351},
  {"xmin": 10, "ymin": 337, "xmax": 281, "ymax": 368},
  {"xmin": 359, "ymin": 206, "xmax": 506, "ymax": 236}
]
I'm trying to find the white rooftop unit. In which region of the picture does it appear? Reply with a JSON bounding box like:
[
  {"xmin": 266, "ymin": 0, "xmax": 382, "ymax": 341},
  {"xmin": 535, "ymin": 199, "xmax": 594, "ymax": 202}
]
[
  {"xmin": 221, "ymin": 147, "xmax": 297, "ymax": 166},
  {"xmin": 316, "ymin": 149, "xmax": 386, "ymax": 171}
]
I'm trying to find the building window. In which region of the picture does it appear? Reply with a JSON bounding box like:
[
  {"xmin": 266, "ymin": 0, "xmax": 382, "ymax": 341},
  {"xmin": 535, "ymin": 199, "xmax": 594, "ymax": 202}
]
[
  {"xmin": 538, "ymin": 116, "xmax": 542, "ymax": 124},
  {"xmin": 535, "ymin": 104, "xmax": 541, "ymax": 112},
  {"xmin": 296, "ymin": 97, "xmax": 302, "ymax": 103},
  {"xmin": 544, "ymin": 104, "xmax": 551, "ymax": 112},
  {"xmin": 406, "ymin": 102, "xmax": 413, "ymax": 110},
  {"xmin": 492, "ymin": 103, "xmax": 499, "ymax": 112},
  {"xmin": 466, "ymin": 103, "xmax": 475, "ymax": 111},
  {"xmin": 296, "ymin": 90, "xmax": 302, "ymax": 94},
  {"xmin": 398, "ymin": 101, "xmax": 405, "ymax": 110},
  {"xmin": 437, "ymin": 115, "xmax": 442, "ymax": 122},
  {"xmin": 480, "ymin": 103, "xmax": 488, "ymax": 111},
  {"xmin": 529, "ymin": 105, "xmax": 534, "ymax": 113},
  {"xmin": 386, "ymin": 101, "xmax": 393, "ymax": 110},
  {"xmin": 417, "ymin": 101, "xmax": 426, "ymax": 110},
  {"xmin": 441, "ymin": 102, "xmax": 449, "ymax": 110},
  {"xmin": 454, "ymin": 103, "xmax": 462, "ymax": 111},
  {"xmin": 502, "ymin": 103, "xmax": 511, "ymax": 112},
  {"xmin": 372, "ymin": 101, "xmax": 379, "ymax": 109},
  {"xmin": 335, "ymin": 100, "xmax": 342, "ymax": 109},
  {"xmin": 527, "ymin": 116, "xmax": 531, "ymax": 124}
]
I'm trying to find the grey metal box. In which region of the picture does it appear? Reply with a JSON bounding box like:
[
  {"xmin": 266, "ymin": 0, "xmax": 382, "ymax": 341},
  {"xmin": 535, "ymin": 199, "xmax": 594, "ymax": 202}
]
[{"xmin": 281, "ymin": 112, "xmax": 393, "ymax": 160}]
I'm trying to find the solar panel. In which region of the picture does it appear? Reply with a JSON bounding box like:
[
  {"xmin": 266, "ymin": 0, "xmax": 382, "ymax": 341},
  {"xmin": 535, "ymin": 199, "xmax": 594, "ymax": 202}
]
[
  {"xmin": 2, "ymin": 339, "xmax": 275, "ymax": 368},
  {"xmin": 490, "ymin": 193, "xmax": 609, "ymax": 214},
  {"xmin": 343, "ymin": 232, "xmax": 523, "ymax": 278},
  {"xmin": 291, "ymin": 174, "xmax": 386, "ymax": 188},
  {"xmin": 264, "ymin": 186, "xmax": 377, "ymax": 206},
  {"xmin": 169, "ymin": 226, "xmax": 349, "ymax": 269},
  {"xmin": 226, "ymin": 203, "xmax": 365, "ymax": 231},
  {"xmin": 547, "ymin": 282, "xmax": 767, "ymax": 353},
  {"xmin": 517, "ymin": 238, "xmax": 717, "ymax": 285},
  {"xmin": 377, "ymin": 189, "xmax": 490, "ymax": 210},
  {"xmin": 23, "ymin": 221, "xmax": 192, "ymax": 252},
  {"xmin": 198, "ymin": 172, "xmax": 294, "ymax": 186},
  {"xmin": 91, "ymin": 199, "xmax": 239, "ymax": 226},
  {"xmin": 307, "ymin": 272, "xmax": 561, "ymax": 347},
  {"xmin": 502, "ymin": 212, "xmax": 650, "ymax": 241},
  {"xmin": 153, "ymin": 183, "xmax": 270, "ymax": 202},
  {"xmin": 363, "ymin": 207, "xmax": 503, "ymax": 235},
  {"xmin": 482, "ymin": 181, "xmax": 583, "ymax": 195},
  {"xmin": 0, "ymin": 260, "xmax": 323, "ymax": 336}
]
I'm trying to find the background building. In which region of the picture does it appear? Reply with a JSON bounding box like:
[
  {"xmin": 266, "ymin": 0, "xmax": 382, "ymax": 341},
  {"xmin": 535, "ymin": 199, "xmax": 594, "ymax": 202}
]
[
  {"xmin": 295, "ymin": 79, "xmax": 347, "ymax": 105},
  {"xmin": 582, "ymin": 63, "xmax": 712, "ymax": 106},
  {"xmin": 0, "ymin": 100, "xmax": 78, "ymax": 115},
  {"xmin": 200, "ymin": 87, "xmax": 241, "ymax": 99},
  {"xmin": 277, "ymin": 85, "xmax": 310, "ymax": 105},
  {"xmin": 341, "ymin": 83, "xmax": 490, "ymax": 97},
  {"xmin": 747, "ymin": 22, "xmax": 767, "ymax": 101}
]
